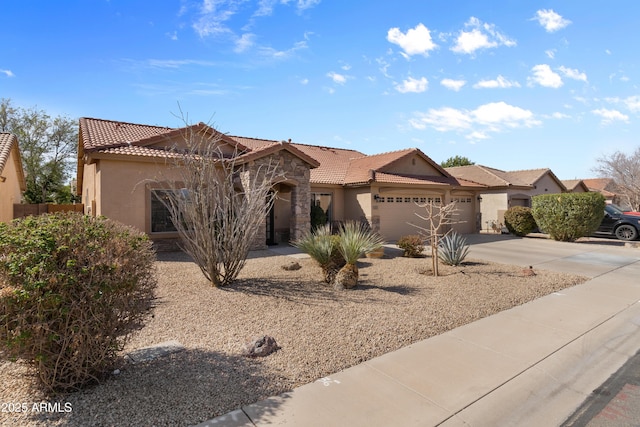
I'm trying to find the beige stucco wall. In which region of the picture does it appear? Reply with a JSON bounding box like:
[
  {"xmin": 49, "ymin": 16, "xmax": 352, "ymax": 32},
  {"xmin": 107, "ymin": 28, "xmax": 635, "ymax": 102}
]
[
  {"xmin": 0, "ymin": 149, "xmax": 23, "ymax": 222},
  {"xmin": 344, "ymin": 187, "xmax": 372, "ymax": 224},
  {"xmin": 529, "ymin": 174, "xmax": 564, "ymax": 196},
  {"xmin": 479, "ymin": 192, "xmax": 508, "ymax": 230},
  {"xmin": 84, "ymin": 158, "xmax": 183, "ymax": 235},
  {"xmin": 383, "ymin": 154, "xmax": 441, "ymax": 176}
]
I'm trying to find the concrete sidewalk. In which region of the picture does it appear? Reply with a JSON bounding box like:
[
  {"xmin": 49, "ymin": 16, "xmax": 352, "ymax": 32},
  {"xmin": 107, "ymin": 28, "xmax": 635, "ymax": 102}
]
[{"xmin": 197, "ymin": 237, "xmax": 640, "ymax": 427}]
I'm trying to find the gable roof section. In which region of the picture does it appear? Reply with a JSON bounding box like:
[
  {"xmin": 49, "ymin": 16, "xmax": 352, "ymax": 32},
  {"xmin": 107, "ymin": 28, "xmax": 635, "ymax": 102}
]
[
  {"xmin": 231, "ymin": 136, "xmax": 364, "ymax": 185},
  {"xmin": 582, "ymin": 178, "xmax": 616, "ymax": 192},
  {"xmin": 343, "ymin": 148, "xmax": 456, "ymax": 186},
  {"xmin": 0, "ymin": 133, "xmax": 26, "ymax": 191},
  {"xmin": 562, "ymin": 179, "xmax": 590, "ymax": 192},
  {"xmin": 447, "ymin": 165, "xmax": 566, "ymax": 191}
]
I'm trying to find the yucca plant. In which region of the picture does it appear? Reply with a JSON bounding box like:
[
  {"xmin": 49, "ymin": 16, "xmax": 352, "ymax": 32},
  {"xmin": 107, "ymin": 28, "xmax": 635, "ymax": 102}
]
[
  {"xmin": 293, "ymin": 224, "xmax": 344, "ymax": 283},
  {"xmin": 438, "ymin": 232, "xmax": 470, "ymax": 266},
  {"xmin": 333, "ymin": 221, "xmax": 384, "ymax": 290}
]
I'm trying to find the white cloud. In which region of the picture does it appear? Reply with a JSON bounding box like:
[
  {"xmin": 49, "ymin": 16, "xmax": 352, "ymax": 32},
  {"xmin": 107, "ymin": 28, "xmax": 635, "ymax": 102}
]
[
  {"xmin": 440, "ymin": 78, "xmax": 466, "ymax": 91},
  {"xmin": 528, "ymin": 64, "xmax": 563, "ymax": 88},
  {"xmin": 551, "ymin": 112, "xmax": 570, "ymax": 119},
  {"xmin": 256, "ymin": 0, "xmax": 321, "ymax": 16},
  {"xmin": 166, "ymin": 31, "xmax": 178, "ymax": 41},
  {"xmin": 605, "ymin": 95, "xmax": 640, "ymax": 112},
  {"xmin": 558, "ymin": 66, "xmax": 587, "ymax": 82},
  {"xmin": 0, "ymin": 69, "xmax": 15, "ymax": 78},
  {"xmin": 410, "ymin": 107, "xmax": 472, "ymax": 132},
  {"xmin": 387, "ymin": 23, "xmax": 438, "ymax": 57},
  {"xmin": 451, "ymin": 17, "xmax": 516, "ymax": 55},
  {"xmin": 545, "ymin": 49, "xmax": 556, "ymax": 59},
  {"xmin": 473, "ymin": 75, "xmax": 520, "ymax": 89},
  {"xmin": 258, "ymin": 40, "xmax": 308, "ymax": 59},
  {"xmin": 533, "ymin": 9, "xmax": 571, "ymax": 32},
  {"xmin": 300, "ymin": 78, "xmax": 309, "ymax": 85},
  {"xmin": 192, "ymin": 1, "xmax": 238, "ymax": 38},
  {"xmin": 592, "ymin": 108, "xmax": 629, "ymax": 124},
  {"xmin": 234, "ymin": 33, "xmax": 255, "ymax": 52},
  {"xmin": 409, "ymin": 101, "xmax": 539, "ymax": 140},
  {"xmin": 327, "ymin": 71, "xmax": 347, "ymax": 84},
  {"xmin": 395, "ymin": 77, "xmax": 428, "ymax": 93}
]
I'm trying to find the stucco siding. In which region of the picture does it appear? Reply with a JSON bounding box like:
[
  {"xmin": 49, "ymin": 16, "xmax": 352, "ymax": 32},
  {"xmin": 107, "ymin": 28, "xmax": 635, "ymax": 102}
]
[
  {"xmin": 0, "ymin": 149, "xmax": 23, "ymax": 222},
  {"xmin": 383, "ymin": 154, "xmax": 441, "ymax": 176},
  {"xmin": 479, "ymin": 192, "xmax": 508, "ymax": 230}
]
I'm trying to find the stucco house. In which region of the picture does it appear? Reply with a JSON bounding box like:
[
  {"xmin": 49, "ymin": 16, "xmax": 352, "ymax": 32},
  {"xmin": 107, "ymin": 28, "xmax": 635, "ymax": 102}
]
[
  {"xmin": 0, "ymin": 133, "xmax": 26, "ymax": 222},
  {"xmin": 582, "ymin": 178, "xmax": 622, "ymax": 206},
  {"xmin": 77, "ymin": 118, "xmax": 485, "ymax": 245},
  {"xmin": 446, "ymin": 165, "xmax": 567, "ymax": 231}
]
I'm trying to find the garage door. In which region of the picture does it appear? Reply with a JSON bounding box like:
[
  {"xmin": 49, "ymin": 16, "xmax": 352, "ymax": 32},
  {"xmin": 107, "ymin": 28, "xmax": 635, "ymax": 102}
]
[
  {"xmin": 450, "ymin": 196, "xmax": 476, "ymax": 234},
  {"xmin": 378, "ymin": 195, "xmax": 442, "ymax": 242}
]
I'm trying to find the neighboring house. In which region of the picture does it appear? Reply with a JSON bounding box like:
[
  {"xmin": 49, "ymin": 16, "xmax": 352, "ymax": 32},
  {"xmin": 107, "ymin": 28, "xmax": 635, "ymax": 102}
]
[
  {"xmin": 77, "ymin": 117, "xmax": 486, "ymax": 245},
  {"xmin": 561, "ymin": 179, "xmax": 590, "ymax": 193},
  {"xmin": 446, "ymin": 165, "xmax": 566, "ymax": 231},
  {"xmin": 0, "ymin": 133, "xmax": 26, "ymax": 222},
  {"xmin": 77, "ymin": 118, "xmax": 319, "ymax": 250},
  {"xmin": 582, "ymin": 178, "xmax": 622, "ymax": 206}
]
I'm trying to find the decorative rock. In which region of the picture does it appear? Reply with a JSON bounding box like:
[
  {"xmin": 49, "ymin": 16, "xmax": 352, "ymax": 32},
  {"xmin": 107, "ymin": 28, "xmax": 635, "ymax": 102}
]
[
  {"xmin": 281, "ymin": 261, "xmax": 301, "ymax": 271},
  {"xmin": 522, "ymin": 266, "xmax": 536, "ymax": 276},
  {"xmin": 242, "ymin": 336, "xmax": 280, "ymax": 358}
]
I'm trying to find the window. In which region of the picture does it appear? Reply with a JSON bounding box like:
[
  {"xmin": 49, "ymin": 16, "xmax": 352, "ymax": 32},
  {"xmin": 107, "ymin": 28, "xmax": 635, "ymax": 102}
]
[
  {"xmin": 387, "ymin": 197, "xmax": 394, "ymax": 203},
  {"xmin": 404, "ymin": 197, "xmax": 411, "ymax": 203},
  {"xmin": 151, "ymin": 190, "xmax": 177, "ymax": 232},
  {"xmin": 311, "ymin": 193, "xmax": 333, "ymax": 224},
  {"xmin": 412, "ymin": 197, "xmax": 419, "ymax": 203},
  {"xmin": 396, "ymin": 197, "xmax": 403, "ymax": 203}
]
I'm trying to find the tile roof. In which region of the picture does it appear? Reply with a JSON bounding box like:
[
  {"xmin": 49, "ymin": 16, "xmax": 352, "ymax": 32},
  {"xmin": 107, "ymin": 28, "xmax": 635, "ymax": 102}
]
[
  {"xmin": 230, "ymin": 136, "xmax": 365, "ymax": 184},
  {"xmin": 446, "ymin": 165, "xmax": 565, "ymax": 190},
  {"xmin": 582, "ymin": 178, "xmax": 616, "ymax": 192},
  {"xmin": 0, "ymin": 133, "xmax": 26, "ymax": 191},
  {"xmin": 562, "ymin": 179, "xmax": 589, "ymax": 192},
  {"xmin": 79, "ymin": 118, "xmax": 478, "ymax": 190}
]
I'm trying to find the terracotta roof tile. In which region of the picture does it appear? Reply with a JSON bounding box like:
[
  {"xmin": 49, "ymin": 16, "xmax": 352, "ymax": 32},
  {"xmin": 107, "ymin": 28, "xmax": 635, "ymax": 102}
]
[
  {"xmin": 80, "ymin": 117, "xmax": 174, "ymax": 151},
  {"xmin": 582, "ymin": 178, "xmax": 616, "ymax": 192}
]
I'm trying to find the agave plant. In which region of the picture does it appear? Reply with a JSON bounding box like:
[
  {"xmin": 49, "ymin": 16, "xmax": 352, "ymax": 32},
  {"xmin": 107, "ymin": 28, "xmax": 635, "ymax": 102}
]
[
  {"xmin": 293, "ymin": 224, "xmax": 344, "ymax": 283},
  {"xmin": 333, "ymin": 221, "xmax": 384, "ymax": 290},
  {"xmin": 438, "ymin": 232, "xmax": 470, "ymax": 266}
]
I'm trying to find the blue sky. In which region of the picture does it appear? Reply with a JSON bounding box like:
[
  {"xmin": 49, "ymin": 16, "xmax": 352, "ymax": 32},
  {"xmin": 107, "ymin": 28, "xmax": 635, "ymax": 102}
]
[{"xmin": 2, "ymin": 1, "xmax": 639, "ymax": 180}]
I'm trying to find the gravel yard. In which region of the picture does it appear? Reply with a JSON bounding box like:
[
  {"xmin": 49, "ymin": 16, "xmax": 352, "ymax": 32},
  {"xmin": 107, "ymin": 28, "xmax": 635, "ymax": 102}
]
[{"xmin": 1, "ymin": 247, "xmax": 587, "ymax": 426}]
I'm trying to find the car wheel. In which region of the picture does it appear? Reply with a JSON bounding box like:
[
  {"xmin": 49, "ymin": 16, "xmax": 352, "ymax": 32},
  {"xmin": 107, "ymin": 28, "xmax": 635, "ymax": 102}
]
[{"xmin": 615, "ymin": 224, "xmax": 639, "ymax": 241}]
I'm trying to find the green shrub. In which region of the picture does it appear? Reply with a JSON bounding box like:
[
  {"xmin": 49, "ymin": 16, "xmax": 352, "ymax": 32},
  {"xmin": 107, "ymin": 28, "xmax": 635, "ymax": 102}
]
[
  {"xmin": 504, "ymin": 206, "xmax": 537, "ymax": 236},
  {"xmin": 333, "ymin": 221, "xmax": 385, "ymax": 289},
  {"xmin": 294, "ymin": 224, "xmax": 344, "ymax": 283},
  {"xmin": 397, "ymin": 235, "xmax": 425, "ymax": 257},
  {"xmin": 532, "ymin": 192, "xmax": 606, "ymax": 242},
  {"xmin": 438, "ymin": 232, "xmax": 470, "ymax": 266},
  {"xmin": 0, "ymin": 213, "xmax": 157, "ymax": 392}
]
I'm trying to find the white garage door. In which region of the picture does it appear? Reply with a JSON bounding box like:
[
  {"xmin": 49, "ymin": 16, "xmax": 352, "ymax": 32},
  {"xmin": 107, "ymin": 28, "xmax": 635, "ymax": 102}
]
[
  {"xmin": 377, "ymin": 194, "xmax": 475, "ymax": 241},
  {"xmin": 378, "ymin": 195, "xmax": 442, "ymax": 241},
  {"xmin": 450, "ymin": 196, "xmax": 476, "ymax": 234}
]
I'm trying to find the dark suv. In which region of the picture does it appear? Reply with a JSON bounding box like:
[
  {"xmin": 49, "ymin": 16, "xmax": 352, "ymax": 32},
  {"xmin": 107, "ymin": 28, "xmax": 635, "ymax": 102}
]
[{"xmin": 593, "ymin": 204, "xmax": 640, "ymax": 241}]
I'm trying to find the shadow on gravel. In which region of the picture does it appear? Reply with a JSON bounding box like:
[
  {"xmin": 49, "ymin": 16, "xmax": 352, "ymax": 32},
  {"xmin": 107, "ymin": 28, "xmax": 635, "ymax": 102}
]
[{"xmin": 25, "ymin": 348, "xmax": 288, "ymax": 427}]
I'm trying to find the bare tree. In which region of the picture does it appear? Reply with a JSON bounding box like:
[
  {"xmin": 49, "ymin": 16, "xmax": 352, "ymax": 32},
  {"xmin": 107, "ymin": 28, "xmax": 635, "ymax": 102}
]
[
  {"xmin": 154, "ymin": 124, "xmax": 285, "ymax": 287},
  {"xmin": 410, "ymin": 201, "xmax": 460, "ymax": 276},
  {"xmin": 593, "ymin": 147, "xmax": 640, "ymax": 211}
]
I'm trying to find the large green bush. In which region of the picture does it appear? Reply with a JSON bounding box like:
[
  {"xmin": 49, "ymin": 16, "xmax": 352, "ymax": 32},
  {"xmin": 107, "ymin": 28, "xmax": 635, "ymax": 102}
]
[
  {"xmin": 0, "ymin": 213, "xmax": 157, "ymax": 392},
  {"xmin": 504, "ymin": 206, "xmax": 537, "ymax": 236},
  {"xmin": 531, "ymin": 192, "xmax": 606, "ymax": 242}
]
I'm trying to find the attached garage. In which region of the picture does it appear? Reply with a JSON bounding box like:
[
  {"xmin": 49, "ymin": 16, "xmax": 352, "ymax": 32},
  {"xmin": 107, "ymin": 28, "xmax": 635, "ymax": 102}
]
[{"xmin": 377, "ymin": 193, "xmax": 476, "ymax": 241}]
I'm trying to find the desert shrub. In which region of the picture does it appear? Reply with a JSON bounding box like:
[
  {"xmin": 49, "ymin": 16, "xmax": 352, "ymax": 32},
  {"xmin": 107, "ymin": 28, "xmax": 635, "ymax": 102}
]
[
  {"xmin": 310, "ymin": 203, "xmax": 328, "ymax": 231},
  {"xmin": 397, "ymin": 235, "xmax": 425, "ymax": 257},
  {"xmin": 504, "ymin": 206, "xmax": 537, "ymax": 236},
  {"xmin": 532, "ymin": 192, "xmax": 606, "ymax": 242},
  {"xmin": 438, "ymin": 232, "xmax": 470, "ymax": 266},
  {"xmin": 333, "ymin": 221, "xmax": 385, "ymax": 289},
  {"xmin": 0, "ymin": 213, "xmax": 156, "ymax": 392},
  {"xmin": 294, "ymin": 224, "xmax": 344, "ymax": 283}
]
